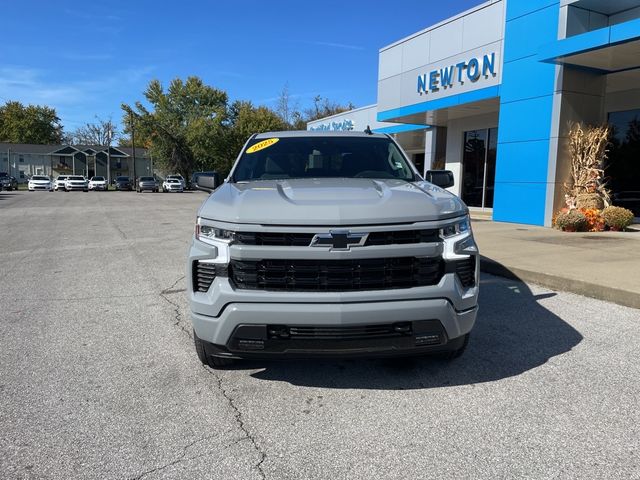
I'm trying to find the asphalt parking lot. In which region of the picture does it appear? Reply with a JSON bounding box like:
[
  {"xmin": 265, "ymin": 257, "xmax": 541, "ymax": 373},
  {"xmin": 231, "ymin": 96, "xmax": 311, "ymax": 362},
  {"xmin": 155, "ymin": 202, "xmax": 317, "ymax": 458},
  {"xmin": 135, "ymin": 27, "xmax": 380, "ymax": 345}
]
[{"xmin": 1, "ymin": 189, "xmax": 639, "ymax": 479}]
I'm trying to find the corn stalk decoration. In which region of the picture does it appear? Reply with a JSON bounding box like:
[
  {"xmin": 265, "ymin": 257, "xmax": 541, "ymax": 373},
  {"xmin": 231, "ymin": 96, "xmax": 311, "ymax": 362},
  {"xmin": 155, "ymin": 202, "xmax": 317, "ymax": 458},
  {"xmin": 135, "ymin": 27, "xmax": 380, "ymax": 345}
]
[{"xmin": 564, "ymin": 123, "xmax": 611, "ymax": 209}]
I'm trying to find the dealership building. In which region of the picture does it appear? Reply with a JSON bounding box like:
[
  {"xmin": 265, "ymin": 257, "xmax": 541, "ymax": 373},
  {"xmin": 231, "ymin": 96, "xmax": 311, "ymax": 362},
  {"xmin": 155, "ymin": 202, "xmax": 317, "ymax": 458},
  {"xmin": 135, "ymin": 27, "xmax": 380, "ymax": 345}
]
[{"xmin": 308, "ymin": 0, "xmax": 640, "ymax": 225}]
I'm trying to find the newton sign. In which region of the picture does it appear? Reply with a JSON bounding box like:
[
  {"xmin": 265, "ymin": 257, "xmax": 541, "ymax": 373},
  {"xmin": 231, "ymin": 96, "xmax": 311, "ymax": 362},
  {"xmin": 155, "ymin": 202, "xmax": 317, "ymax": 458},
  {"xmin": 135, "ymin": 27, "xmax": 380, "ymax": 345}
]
[{"xmin": 417, "ymin": 52, "xmax": 496, "ymax": 95}]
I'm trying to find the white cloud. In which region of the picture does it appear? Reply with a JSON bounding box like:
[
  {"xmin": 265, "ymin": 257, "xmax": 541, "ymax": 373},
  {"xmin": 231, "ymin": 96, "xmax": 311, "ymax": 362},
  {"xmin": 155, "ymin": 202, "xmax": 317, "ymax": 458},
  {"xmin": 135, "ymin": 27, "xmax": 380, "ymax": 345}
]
[{"xmin": 0, "ymin": 65, "xmax": 156, "ymax": 128}]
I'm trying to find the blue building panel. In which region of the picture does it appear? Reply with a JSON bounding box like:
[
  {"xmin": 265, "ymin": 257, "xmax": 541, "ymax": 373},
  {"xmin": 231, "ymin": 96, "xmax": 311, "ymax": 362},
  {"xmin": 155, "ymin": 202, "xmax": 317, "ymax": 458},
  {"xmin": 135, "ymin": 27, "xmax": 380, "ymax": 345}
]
[
  {"xmin": 505, "ymin": 0, "xmax": 558, "ymax": 22},
  {"xmin": 494, "ymin": 1, "xmax": 560, "ymax": 226},
  {"xmin": 493, "ymin": 141, "xmax": 551, "ymax": 184},
  {"xmin": 497, "ymin": 96, "xmax": 555, "ymax": 144},
  {"xmin": 492, "ymin": 182, "xmax": 548, "ymax": 225},
  {"xmin": 377, "ymin": 86, "xmax": 500, "ymax": 123},
  {"xmin": 373, "ymin": 124, "xmax": 427, "ymax": 134},
  {"xmin": 537, "ymin": 27, "xmax": 611, "ymax": 64},
  {"xmin": 504, "ymin": 3, "xmax": 560, "ymax": 63},
  {"xmin": 610, "ymin": 17, "xmax": 640, "ymax": 44},
  {"xmin": 500, "ymin": 56, "xmax": 558, "ymax": 103}
]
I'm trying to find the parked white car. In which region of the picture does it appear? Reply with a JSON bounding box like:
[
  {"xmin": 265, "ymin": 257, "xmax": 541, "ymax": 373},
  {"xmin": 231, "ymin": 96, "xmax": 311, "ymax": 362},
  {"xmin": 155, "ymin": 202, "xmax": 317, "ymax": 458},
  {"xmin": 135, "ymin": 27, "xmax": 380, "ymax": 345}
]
[
  {"xmin": 88, "ymin": 176, "xmax": 108, "ymax": 191},
  {"xmin": 162, "ymin": 178, "xmax": 184, "ymax": 192},
  {"xmin": 64, "ymin": 175, "xmax": 88, "ymax": 192},
  {"xmin": 28, "ymin": 175, "xmax": 53, "ymax": 192},
  {"xmin": 166, "ymin": 174, "xmax": 186, "ymax": 189},
  {"xmin": 54, "ymin": 175, "xmax": 69, "ymax": 191}
]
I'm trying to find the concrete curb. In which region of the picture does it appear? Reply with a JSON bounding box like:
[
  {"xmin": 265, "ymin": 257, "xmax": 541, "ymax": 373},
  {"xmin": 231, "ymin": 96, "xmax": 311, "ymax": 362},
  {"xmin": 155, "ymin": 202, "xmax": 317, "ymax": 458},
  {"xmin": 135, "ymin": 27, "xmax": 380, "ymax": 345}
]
[{"xmin": 480, "ymin": 257, "xmax": 640, "ymax": 310}]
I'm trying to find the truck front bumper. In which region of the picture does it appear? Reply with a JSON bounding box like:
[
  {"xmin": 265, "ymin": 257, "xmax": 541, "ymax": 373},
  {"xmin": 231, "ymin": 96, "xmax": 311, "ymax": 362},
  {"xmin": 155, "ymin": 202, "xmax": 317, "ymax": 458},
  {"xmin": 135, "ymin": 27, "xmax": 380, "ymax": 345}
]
[{"xmin": 191, "ymin": 294, "xmax": 477, "ymax": 359}]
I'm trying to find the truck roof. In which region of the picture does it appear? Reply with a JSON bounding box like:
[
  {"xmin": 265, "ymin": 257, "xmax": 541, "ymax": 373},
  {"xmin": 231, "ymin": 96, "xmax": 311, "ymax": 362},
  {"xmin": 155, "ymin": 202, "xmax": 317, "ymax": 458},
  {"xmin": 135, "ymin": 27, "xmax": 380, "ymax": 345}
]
[{"xmin": 254, "ymin": 130, "xmax": 389, "ymax": 139}]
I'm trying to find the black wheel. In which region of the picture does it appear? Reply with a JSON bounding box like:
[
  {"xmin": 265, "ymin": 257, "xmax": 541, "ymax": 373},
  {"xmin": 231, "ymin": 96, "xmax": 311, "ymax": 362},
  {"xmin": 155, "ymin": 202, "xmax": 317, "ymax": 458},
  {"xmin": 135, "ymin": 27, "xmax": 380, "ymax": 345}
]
[
  {"xmin": 194, "ymin": 330, "xmax": 234, "ymax": 368},
  {"xmin": 439, "ymin": 333, "xmax": 470, "ymax": 360},
  {"xmin": 83, "ymin": 189, "xmax": 88, "ymax": 192}
]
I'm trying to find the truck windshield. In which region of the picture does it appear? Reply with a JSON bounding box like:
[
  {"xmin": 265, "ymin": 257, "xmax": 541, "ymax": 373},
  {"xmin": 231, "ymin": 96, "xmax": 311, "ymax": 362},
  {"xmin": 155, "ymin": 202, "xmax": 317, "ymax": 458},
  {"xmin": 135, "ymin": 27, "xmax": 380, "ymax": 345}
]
[{"xmin": 232, "ymin": 136, "xmax": 416, "ymax": 182}]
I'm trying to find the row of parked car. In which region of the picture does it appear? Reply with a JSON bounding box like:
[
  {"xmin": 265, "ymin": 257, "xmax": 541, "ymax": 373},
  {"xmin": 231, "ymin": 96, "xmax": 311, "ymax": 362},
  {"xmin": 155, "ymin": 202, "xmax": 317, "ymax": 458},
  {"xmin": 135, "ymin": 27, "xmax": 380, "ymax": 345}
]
[
  {"xmin": 25, "ymin": 174, "xmax": 188, "ymax": 193},
  {"xmin": 0, "ymin": 173, "xmax": 18, "ymax": 191}
]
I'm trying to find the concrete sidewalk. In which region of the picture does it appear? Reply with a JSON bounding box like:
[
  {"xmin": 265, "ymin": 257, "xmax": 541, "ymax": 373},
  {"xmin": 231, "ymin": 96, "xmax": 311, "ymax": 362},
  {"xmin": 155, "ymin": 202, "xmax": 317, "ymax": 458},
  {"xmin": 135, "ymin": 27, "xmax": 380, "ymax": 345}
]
[{"xmin": 471, "ymin": 218, "xmax": 640, "ymax": 309}]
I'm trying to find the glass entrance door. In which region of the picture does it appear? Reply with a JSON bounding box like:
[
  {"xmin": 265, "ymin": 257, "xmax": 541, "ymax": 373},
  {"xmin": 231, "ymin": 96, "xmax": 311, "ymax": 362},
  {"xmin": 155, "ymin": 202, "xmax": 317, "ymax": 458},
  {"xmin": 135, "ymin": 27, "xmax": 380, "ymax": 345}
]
[
  {"xmin": 608, "ymin": 109, "xmax": 640, "ymax": 216},
  {"xmin": 461, "ymin": 128, "xmax": 497, "ymax": 209}
]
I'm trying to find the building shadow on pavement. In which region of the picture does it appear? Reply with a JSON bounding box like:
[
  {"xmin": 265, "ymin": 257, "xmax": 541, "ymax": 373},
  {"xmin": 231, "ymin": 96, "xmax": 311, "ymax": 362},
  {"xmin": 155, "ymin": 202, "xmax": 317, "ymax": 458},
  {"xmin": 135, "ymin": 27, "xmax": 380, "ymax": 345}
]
[{"xmin": 241, "ymin": 272, "xmax": 583, "ymax": 390}]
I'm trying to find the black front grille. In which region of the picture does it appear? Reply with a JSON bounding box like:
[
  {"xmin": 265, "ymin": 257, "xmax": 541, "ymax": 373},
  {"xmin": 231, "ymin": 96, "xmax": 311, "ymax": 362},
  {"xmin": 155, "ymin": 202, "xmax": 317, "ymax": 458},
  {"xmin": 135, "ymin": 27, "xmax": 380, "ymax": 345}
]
[
  {"xmin": 234, "ymin": 229, "xmax": 440, "ymax": 247},
  {"xmin": 229, "ymin": 257, "xmax": 443, "ymax": 292},
  {"xmin": 455, "ymin": 256, "xmax": 476, "ymax": 288},
  {"xmin": 235, "ymin": 232, "xmax": 314, "ymax": 246},
  {"xmin": 286, "ymin": 323, "xmax": 409, "ymax": 340},
  {"xmin": 365, "ymin": 229, "xmax": 439, "ymax": 245}
]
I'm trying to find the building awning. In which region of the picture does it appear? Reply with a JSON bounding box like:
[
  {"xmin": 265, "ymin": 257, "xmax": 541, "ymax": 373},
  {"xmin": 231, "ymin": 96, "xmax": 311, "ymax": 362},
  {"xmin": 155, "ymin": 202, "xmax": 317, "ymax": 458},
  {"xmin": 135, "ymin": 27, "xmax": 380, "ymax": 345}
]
[
  {"xmin": 377, "ymin": 86, "xmax": 500, "ymax": 127},
  {"xmin": 538, "ymin": 18, "xmax": 640, "ymax": 73}
]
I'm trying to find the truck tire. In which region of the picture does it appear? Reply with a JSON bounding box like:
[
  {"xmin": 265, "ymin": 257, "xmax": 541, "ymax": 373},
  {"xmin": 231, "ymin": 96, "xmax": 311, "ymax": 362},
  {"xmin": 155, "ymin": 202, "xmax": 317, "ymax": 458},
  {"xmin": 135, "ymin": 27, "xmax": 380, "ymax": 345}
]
[{"xmin": 194, "ymin": 330, "xmax": 234, "ymax": 368}]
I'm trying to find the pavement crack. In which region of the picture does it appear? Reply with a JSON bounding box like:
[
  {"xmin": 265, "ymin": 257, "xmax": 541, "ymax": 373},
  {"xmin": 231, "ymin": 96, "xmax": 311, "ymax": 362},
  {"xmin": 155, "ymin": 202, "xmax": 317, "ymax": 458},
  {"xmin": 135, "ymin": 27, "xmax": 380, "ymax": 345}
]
[
  {"xmin": 161, "ymin": 275, "xmax": 186, "ymax": 295},
  {"xmin": 128, "ymin": 433, "xmax": 224, "ymax": 480},
  {"xmin": 202, "ymin": 365, "xmax": 267, "ymax": 479},
  {"xmin": 159, "ymin": 275, "xmax": 191, "ymax": 338}
]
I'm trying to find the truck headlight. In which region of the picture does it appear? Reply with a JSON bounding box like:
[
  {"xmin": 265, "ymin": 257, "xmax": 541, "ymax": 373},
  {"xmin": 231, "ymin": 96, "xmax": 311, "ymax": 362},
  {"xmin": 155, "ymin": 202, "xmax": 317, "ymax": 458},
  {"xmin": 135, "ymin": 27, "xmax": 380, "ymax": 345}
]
[
  {"xmin": 440, "ymin": 216, "xmax": 470, "ymax": 239},
  {"xmin": 195, "ymin": 218, "xmax": 235, "ymax": 245}
]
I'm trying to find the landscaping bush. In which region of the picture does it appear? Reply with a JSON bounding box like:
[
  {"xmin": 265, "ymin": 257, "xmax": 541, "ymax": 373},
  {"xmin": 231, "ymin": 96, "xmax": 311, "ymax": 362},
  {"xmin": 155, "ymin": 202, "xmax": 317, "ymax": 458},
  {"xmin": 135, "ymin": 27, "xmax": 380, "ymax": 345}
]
[
  {"xmin": 554, "ymin": 209, "xmax": 587, "ymax": 232},
  {"xmin": 576, "ymin": 193, "xmax": 604, "ymax": 210},
  {"xmin": 579, "ymin": 208, "xmax": 605, "ymax": 232},
  {"xmin": 601, "ymin": 206, "xmax": 634, "ymax": 231}
]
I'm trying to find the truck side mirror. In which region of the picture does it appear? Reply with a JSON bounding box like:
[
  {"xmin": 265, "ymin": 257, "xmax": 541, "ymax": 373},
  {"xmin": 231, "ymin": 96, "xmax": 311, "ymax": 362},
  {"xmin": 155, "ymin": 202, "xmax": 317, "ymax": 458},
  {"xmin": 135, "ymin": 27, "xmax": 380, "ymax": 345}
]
[
  {"xmin": 194, "ymin": 173, "xmax": 218, "ymax": 193},
  {"xmin": 425, "ymin": 170, "xmax": 454, "ymax": 189}
]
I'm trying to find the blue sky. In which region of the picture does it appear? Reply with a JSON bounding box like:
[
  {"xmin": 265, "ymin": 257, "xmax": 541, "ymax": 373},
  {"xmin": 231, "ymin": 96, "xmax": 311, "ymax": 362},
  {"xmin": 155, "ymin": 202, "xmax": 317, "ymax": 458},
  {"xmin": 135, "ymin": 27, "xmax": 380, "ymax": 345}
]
[{"xmin": 0, "ymin": 0, "xmax": 482, "ymax": 134}]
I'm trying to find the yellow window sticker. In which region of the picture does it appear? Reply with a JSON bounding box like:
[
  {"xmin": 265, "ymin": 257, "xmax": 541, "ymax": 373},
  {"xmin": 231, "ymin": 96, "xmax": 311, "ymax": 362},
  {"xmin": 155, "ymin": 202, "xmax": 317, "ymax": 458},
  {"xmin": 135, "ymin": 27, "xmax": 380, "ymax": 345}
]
[{"xmin": 246, "ymin": 138, "xmax": 279, "ymax": 154}]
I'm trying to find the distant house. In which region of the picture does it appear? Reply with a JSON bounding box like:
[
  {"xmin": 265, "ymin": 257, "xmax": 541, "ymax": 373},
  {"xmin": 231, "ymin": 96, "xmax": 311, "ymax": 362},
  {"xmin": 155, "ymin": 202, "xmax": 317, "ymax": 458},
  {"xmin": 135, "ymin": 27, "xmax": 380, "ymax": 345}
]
[{"xmin": 0, "ymin": 142, "xmax": 153, "ymax": 183}]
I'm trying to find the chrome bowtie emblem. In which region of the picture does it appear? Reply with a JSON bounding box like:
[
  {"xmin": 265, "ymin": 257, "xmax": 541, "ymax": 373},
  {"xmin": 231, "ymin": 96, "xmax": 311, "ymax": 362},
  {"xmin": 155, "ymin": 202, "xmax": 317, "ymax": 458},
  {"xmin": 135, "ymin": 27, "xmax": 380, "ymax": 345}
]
[{"xmin": 310, "ymin": 230, "xmax": 368, "ymax": 250}]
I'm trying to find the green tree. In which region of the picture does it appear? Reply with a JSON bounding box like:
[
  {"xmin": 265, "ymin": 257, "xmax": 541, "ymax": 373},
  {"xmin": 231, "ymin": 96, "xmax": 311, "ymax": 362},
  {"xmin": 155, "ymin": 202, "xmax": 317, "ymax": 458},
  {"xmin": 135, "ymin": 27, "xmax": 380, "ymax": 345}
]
[
  {"xmin": 66, "ymin": 116, "xmax": 117, "ymax": 146},
  {"xmin": 121, "ymin": 77, "xmax": 228, "ymax": 178},
  {"xmin": 273, "ymin": 85, "xmax": 355, "ymax": 130},
  {"xmin": 225, "ymin": 100, "xmax": 286, "ymax": 170},
  {"xmin": 0, "ymin": 101, "xmax": 64, "ymax": 144},
  {"xmin": 304, "ymin": 95, "xmax": 355, "ymax": 122}
]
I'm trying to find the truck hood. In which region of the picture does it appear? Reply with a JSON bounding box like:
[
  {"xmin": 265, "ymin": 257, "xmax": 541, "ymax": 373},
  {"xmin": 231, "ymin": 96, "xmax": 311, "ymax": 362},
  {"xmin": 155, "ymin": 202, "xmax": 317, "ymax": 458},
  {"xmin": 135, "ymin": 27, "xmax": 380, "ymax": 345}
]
[{"xmin": 198, "ymin": 178, "xmax": 467, "ymax": 226}]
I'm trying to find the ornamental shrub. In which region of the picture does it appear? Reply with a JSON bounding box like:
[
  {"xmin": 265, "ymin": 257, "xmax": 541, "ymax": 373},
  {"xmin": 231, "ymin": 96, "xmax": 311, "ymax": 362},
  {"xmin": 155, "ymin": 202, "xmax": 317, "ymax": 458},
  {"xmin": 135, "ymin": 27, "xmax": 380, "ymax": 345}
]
[
  {"xmin": 579, "ymin": 208, "xmax": 605, "ymax": 232},
  {"xmin": 554, "ymin": 209, "xmax": 587, "ymax": 231},
  {"xmin": 601, "ymin": 206, "xmax": 634, "ymax": 230},
  {"xmin": 576, "ymin": 193, "xmax": 604, "ymax": 210}
]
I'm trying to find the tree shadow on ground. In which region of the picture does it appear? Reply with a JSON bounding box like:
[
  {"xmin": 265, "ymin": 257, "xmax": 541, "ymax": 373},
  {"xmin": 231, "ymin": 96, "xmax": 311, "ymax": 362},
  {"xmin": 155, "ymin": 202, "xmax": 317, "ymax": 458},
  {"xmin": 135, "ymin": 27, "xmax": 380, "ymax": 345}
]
[{"xmin": 235, "ymin": 273, "xmax": 583, "ymax": 390}]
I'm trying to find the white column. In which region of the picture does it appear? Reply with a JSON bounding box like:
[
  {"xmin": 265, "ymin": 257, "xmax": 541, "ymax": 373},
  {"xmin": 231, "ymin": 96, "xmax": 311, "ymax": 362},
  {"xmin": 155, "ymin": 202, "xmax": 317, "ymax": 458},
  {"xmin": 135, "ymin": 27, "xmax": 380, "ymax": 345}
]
[{"xmin": 424, "ymin": 128, "xmax": 438, "ymax": 175}]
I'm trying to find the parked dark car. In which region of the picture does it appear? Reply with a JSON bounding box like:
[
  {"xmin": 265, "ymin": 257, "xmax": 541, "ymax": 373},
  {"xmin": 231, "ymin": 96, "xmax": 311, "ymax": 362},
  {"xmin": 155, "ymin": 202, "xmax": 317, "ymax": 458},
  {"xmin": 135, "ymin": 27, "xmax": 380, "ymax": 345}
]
[
  {"xmin": 137, "ymin": 176, "xmax": 159, "ymax": 193},
  {"xmin": 114, "ymin": 176, "xmax": 133, "ymax": 191},
  {"xmin": 0, "ymin": 172, "xmax": 17, "ymax": 191}
]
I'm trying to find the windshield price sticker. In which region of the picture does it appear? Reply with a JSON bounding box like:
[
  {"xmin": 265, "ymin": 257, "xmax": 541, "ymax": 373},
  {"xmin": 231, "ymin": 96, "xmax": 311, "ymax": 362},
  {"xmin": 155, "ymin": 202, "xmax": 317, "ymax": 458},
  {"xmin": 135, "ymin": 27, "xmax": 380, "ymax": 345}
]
[{"xmin": 246, "ymin": 138, "xmax": 279, "ymax": 154}]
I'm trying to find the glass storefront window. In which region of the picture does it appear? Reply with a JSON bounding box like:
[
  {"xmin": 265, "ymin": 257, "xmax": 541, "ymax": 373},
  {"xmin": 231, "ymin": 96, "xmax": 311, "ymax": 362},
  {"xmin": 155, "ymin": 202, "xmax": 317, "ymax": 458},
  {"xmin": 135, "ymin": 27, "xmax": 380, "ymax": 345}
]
[
  {"xmin": 462, "ymin": 128, "xmax": 497, "ymax": 209},
  {"xmin": 608, "ymin": 109, "xmax": 640, "ymax": 216}
]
